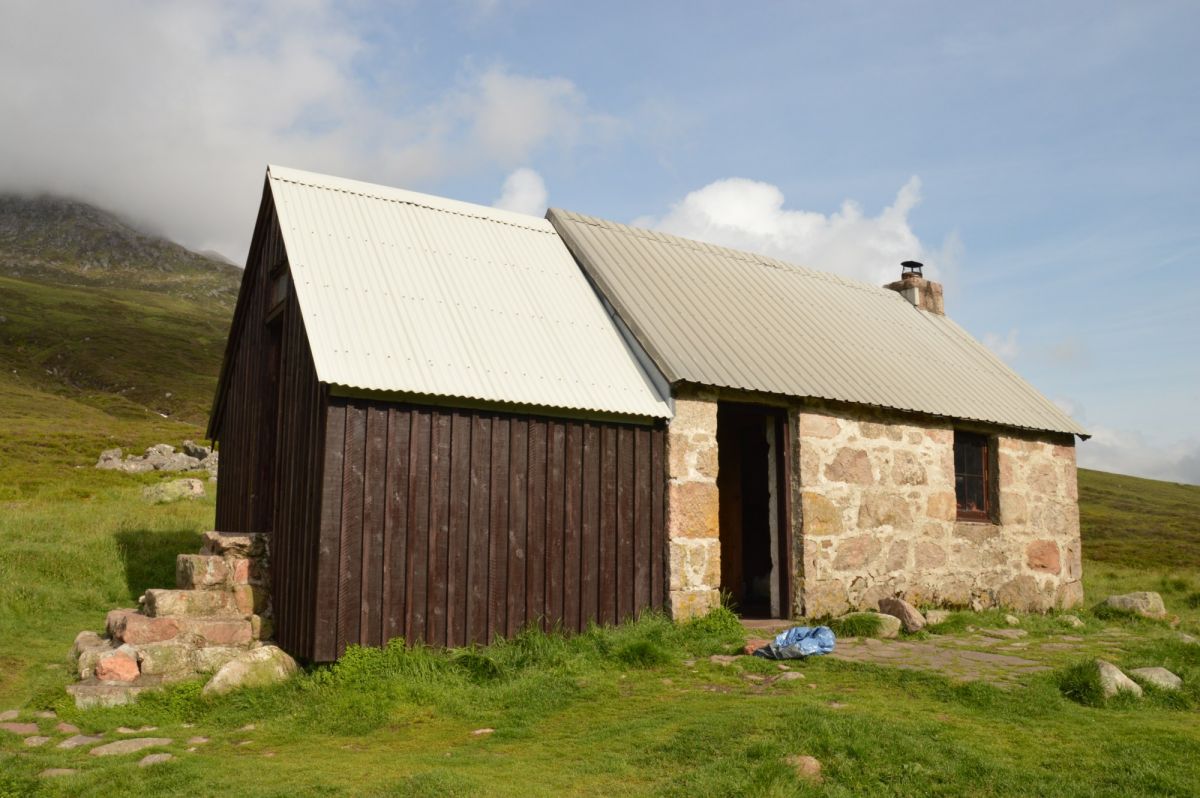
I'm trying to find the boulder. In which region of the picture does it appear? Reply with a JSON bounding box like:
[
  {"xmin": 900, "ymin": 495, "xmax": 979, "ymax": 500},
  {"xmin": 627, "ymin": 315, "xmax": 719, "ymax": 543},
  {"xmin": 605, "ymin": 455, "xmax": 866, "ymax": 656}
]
[
  {"xmin": 95, "ymin": 448, "xmax": 124, "ymax": 469},
  {"xmin": 181, "ymin": 440, "xmax": 211, "ymax": 460},
  {"xmin": 142, "ymin": 478, "xmax": 205, "ymax": 504},
  {"xmin": 1129, "ymin": 667, "xmax": 1182, "ymax": 691},
  {"xmin": 785, "ymin": 754, "xmax": 823, "ymax": 783},
  {"xmin": 1104, "ymin": 592, "xmax": 1167, "ymax": 619},
  {"xmin": 1096, "ymin": 660, "xmax": 1143, "ymax": 699},
  {"xmin": 1059, "ymin": 614, "xmax": 1085, "ymax": 628},
  {"xmin": 1004, "ymin": 614, "xmax": 1021, "ymax": 627},
  {"xmin": 202, "ymin": 645, "xmax": 297, "ymax": 696},
  {"xmin": 878, "ymin": 597, "xmax": 926, "ymax": 632}
]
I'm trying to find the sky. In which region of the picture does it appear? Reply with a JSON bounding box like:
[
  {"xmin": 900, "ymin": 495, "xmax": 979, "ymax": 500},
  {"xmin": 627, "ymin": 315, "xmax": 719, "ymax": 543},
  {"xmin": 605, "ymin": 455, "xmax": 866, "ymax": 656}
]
[{"xmin": 2, "ymin": 0, "xmax": 1197, "ymax": 483}]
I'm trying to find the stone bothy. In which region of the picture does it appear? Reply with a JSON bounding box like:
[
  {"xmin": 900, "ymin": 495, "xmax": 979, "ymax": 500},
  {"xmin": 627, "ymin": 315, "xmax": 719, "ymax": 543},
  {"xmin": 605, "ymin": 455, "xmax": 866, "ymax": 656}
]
[
  {"xmin": 549, "ymin": 210, "xmax": 1088, "ymax": 620},
  {"xmin": 203, "ymin": 168, "xmax": 1087, "ymax": 665}
]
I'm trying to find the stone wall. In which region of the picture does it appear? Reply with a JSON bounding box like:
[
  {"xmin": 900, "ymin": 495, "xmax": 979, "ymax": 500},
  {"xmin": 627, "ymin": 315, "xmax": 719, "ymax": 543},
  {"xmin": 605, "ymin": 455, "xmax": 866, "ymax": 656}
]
[
  {"xmin": 666, "ymin": 389, "xmax": 722, "ymax": 618},
  {"xmin": 796, "ymin": 405, "xmax": 1082, "ymax": 616}
]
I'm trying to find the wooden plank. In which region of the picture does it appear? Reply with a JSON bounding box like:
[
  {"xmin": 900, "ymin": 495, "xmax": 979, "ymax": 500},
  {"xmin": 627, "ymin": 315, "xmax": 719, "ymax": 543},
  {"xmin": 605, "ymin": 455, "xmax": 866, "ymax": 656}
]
[
  {"xmin": 314, "ymin": 402, "xmax": 345, "ymax": 661},
  {"xmin": 487, "ymin": 415, "xmax": 510, "ymax": 642},
  {"xmin": 650, "ymin": 426, "xmax": 665, "ymax": 610},
  {"xmin": 362, "ymin": 404, "xmax": 388, "ymax": 646},
  {"xmin": 545, "ymin": 421, "xmax": 566, "ymax": 630},
  {"xmin": 337, "ymin": 403, "xmax": 367, "ymax": 657},
  {"xmin": 598, "ymin": 425, "xmax": 618, "ymax": 625},
  {"xmin": 405, "ymin": 408, "xmax": 431, "ymax": 645},
  {"xmin": 580, "ymin": 423, "xmax": 600, "ymax": 628},
  {"xmin": 562, "ymin": 422, "xmax": 583, "ymax": 631},
  {"xmin": 524, "ymin": 420, "xmax": 548, "ymax": 630},
  {"xmin": 466, "ymin": 415, "xmax": 491, "ymax": 645},
  {"xmin": 506, "ymin": 418, "xmax": 529, "ymax": 635},
  {"xmin": 427, "ymin": 410, "xmax": 452, "ymax": 646},
  {"xmin": 383, "ymin": 407, "xmax": 411, "ymax": 643},
  {"xmin": 446, "ymin": 411, "xmax": 472, "ymax": 647},
  {"xmin": 633, "ymin": 425, "xmax": 652, "ymax": 614},
  {"xmin": 616, "ymin": 425, "xmax": 636, "ymax": 622}
]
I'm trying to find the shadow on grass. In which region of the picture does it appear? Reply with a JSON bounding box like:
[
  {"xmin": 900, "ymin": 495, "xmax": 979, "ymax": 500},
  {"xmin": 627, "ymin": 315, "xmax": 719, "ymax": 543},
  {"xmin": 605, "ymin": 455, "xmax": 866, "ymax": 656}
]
[{"xmin": 115, "ymin": 527, "xmax": 204, "ymax": 598}]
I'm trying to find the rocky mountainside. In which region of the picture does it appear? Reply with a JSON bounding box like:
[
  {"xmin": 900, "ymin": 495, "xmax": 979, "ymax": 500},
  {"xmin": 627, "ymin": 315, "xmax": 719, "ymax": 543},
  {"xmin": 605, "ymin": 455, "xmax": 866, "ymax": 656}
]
[{"xmin": 0, "ymin": 194, "xmax": 241, "ymax": 308}]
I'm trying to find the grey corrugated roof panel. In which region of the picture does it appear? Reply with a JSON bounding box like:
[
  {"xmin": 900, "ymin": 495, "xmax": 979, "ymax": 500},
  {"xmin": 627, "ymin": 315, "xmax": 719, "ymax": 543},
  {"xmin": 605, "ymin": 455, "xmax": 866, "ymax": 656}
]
[
  {"xmin": 548, "ymin": 208, "xmax": 1087, "ymax": 437},
  {"xmin": 266, "ymin": 166, "xmax": 670, "ymax": 420}
]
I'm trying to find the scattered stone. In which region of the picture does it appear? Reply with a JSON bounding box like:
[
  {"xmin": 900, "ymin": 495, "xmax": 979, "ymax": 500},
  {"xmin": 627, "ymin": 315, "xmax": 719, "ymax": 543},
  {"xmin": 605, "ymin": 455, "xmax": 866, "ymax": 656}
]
[
  {"xmin": 203, "ymin": 646, "xmax": 297, "ymax": 695},
  {"xmin": 116, "ymin": 725, "xmax": 158, "ymax": 734},
  {"xmin": 187, "ymin": 736, "xmax": 209, "ymax": 745},
  {"xmin": 471, "ymin": 728, "xmax": 494, "ymax": 736},
  {"xmin": 1059, "ymin": 615, "xmax": 1085, "ymax": 628},
  {"xmin": 709, "ymin": 654, "xmax": 740, "ymax": 666},
  {"xmin": 878, "ymin": 597, "xmax": 926, "ymax": 632},
  {"xmin": 1130, "ymin": 667, "xmax": 1182, "ymax": 691},
  {"xmin": 0, "ymin": 722, "xmax": 39, "ymax": 735},
  {"xmin": 58, "ymin": 734, "xmax": 103, "ymax": 750},
  {"xmin": 981, "ymin": 628, "xmax": 1027, "ymax": 640},
  {"xmin": 1178, "ymin": 633, "xmax": 1198, "ymax": 645},
  {"xmin": 1096, "ymin": 660, "xmax": 1143, "ymax": 699},
  {"xmin": 181, "ymin": 440, "xmax": 211, "ymax": 460},
  {"xmin": 90, "ymin": 737, "xmax": 173, "ymax": 756},
  {"xmin": 0, "ymin": 710, "xmax": 17, "ymax": 721},
  {"xmin": 1004, "ymin": 614, "xmax": 1021, "ymax": 626},
  {"xmin": 777, "ymin": 672, "xmax": 805, "ymax": 682},
  {"xmin": 744, "ymin": 674, "xmax": 765, "ymax": 682},
  {"xmin": 143, "ymin": 478, "xmax": 206, "ymax": 504},
  {"xmin": 238, "ymin": 724, "xmax": 256, "ymax": 732},
  {"xmin": 785, "ymin": 754, "xmax": 823, "ymax": 783},
  {"xmin": 827, "ymin": 701, "xmax": 848, "ymax": 709},
  {"xmin": 1104, "ymin": 592, "xmax": 1167, "ymax": 619},
  {"xmin": 139, "ymin": 753, "xmax": 174, "ymax": 767},
  {"xmin": 923, "ymin": 609, "xmax": 951, "ymax": 625},
  {"xmin": 33, "ymin": 710, "xmax": 56, "ymax": 719},
  {"xmin": 55, "ymin": 722, "xmax": 79, "ymax": 734},
  {"xmin": 39, "ymin": 769, "xmax": 77, "ymax": 778},
  {"xmin": 24, "ymin": 736, "xmax": 51, "ymax": 747}
]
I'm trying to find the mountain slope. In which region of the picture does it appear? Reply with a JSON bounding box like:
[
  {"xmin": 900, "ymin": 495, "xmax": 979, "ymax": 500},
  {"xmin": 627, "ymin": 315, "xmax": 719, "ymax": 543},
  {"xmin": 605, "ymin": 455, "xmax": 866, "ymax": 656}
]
[{"xmin": 0, "ymin": 193, "xmax": 241, "ymax": 307}]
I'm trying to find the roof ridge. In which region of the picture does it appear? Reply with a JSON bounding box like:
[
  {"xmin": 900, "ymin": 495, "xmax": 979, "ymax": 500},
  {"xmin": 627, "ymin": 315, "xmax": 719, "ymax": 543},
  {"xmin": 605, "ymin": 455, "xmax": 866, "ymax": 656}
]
[
  {"xmin": 549, "ymin": 208, "xmax": 900, "ymax": 295},
  {"xmin": 269, "ymin": 164, "xmax": 553, "ymax": 234}
]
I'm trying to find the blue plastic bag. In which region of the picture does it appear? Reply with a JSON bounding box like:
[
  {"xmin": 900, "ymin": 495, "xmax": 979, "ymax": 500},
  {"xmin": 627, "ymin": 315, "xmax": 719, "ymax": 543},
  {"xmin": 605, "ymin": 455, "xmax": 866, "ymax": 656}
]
[{"xmin": 752, "ymin": 625, "xmax": 836, "ymax": 660}]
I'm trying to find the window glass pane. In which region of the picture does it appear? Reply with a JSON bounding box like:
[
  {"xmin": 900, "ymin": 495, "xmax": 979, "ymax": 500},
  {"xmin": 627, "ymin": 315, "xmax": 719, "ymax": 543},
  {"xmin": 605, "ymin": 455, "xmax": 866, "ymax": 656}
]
[{"xmin": 953, "ymin": 431, "xmax": 990, "ymax": 516}]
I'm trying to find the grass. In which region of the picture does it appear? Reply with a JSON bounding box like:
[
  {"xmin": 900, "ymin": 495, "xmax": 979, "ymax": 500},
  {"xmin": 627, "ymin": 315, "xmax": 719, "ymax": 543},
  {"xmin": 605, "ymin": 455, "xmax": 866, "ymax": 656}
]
[{"xmin": 1078, "ymin": 467, "xmax": 1200, "ymax": 568}]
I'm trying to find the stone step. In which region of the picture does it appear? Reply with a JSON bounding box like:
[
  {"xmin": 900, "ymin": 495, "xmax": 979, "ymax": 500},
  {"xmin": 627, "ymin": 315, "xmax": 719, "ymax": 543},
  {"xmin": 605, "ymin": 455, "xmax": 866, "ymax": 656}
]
[
  {"xmin": 135, "ymin": 642, "xmax": 250, "ymax": 679},
  {"xmin": 142, "ymin": 589, "xmax": 242, "ymax": 619},
  {"xmin": 200, "ymin": 531, "xmax": 264, "ymax": 558},
  {"xmin": 176, "ymin": 554, "xmax": 259, "ymax": 590},
  {"xmin": 107, "ymin": 609, "xmax": 254, "ymax": 647},
  {"xmin": 66, "ymin": 676, "xmax": 164, "ymax": 709}
]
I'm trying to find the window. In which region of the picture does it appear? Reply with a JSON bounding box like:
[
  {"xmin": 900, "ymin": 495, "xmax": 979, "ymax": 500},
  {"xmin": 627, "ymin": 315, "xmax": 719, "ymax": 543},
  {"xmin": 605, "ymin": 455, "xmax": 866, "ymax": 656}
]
[{"xmin": 953, "ymin": 431, "xmax": 992, "ymax": 521}]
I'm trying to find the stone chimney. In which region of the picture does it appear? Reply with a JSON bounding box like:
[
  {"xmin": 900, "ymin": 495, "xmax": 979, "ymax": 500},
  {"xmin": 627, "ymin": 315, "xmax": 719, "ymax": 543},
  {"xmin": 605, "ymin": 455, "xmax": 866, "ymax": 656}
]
[{"xmin": 884, "ymin": 261, "xmax": 944, "ymax": 315}]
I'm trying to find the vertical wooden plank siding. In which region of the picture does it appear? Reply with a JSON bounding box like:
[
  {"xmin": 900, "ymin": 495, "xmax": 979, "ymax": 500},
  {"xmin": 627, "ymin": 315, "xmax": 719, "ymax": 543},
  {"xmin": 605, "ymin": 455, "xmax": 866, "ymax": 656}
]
[
  {"xmin": 314, "ymin": 398, "xmax": 667, "ymax": 659},
  {"xmin": 213, "ymin": 196, "xmax": 328, "ymax": 663}
]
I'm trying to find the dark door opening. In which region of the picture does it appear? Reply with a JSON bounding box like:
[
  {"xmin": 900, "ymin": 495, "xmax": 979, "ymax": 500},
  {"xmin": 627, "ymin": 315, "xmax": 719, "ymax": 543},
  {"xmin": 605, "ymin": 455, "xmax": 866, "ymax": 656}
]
[{"xmin": 717, "ymin": 403, "xmax": 790, "ymax": 618}]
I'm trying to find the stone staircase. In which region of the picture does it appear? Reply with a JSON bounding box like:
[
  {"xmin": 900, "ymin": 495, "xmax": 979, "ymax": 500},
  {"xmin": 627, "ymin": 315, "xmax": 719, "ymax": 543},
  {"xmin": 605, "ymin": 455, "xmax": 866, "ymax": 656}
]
[{"xmin": 67, "ymin": 532, "xmax": 273, "ymax": 708}]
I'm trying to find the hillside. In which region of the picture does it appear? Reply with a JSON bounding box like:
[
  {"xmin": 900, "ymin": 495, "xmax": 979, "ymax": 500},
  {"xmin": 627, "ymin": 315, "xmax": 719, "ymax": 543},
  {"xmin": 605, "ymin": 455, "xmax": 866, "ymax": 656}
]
[
  {"xmin": 0, "ymin": 194, "xmax": 241, "ymax": 306},
  {"xmin": 0, "ymin": 195, "xmax": 238, "ymax": 496},
  {"xmin": 1078, "ymin": 468, "xmax": 1200, "ymax": 568}
]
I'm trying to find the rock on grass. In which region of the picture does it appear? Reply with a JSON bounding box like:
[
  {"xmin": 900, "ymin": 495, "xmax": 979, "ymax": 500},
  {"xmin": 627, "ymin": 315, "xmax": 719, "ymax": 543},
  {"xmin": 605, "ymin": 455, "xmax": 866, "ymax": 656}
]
[
  {"xmin": 1096, "ymin": 660, "xmax": 1143, "ymax": 699},
  {"xmin": 202, "ymin": 645, "xmax": 297, "ymax": 695}
]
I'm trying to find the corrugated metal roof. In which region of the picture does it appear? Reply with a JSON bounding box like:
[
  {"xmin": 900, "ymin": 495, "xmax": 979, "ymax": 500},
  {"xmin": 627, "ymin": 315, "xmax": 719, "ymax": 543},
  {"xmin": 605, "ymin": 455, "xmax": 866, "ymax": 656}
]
[
  {"xmin": 267, "ymin": 166, "xmax": 670, "ymax": 419},
  {"xmin": 548, "ymin": 209, "xmax": 1087, "ymax": 437}
]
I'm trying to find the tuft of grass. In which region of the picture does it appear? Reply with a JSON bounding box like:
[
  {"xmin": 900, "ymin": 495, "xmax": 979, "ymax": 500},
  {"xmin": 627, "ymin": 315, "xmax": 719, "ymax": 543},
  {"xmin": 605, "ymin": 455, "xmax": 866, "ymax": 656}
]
[
  {"xmin": 1055, "ymin": 660, "xmax": 1107, "ymax": 707},
  {"xmin": 826, "ymin": 612, "xmax": 882, "ymax": 638}
]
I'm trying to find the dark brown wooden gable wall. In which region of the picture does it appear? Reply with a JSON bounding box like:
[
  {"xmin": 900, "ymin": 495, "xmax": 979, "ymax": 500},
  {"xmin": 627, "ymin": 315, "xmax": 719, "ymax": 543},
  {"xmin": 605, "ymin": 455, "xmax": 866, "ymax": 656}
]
[
  {"xmin": 313, "ymin": 398, "xmax": 667, "ymax": 660},
  {"xmin": 212, "ymin": 197, "xmax": 326, "ymax": 661}
]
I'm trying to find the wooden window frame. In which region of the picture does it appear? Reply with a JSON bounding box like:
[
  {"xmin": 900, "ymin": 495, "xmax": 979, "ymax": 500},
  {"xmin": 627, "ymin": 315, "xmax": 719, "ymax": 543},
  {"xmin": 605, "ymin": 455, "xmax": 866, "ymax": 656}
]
[{"xmin": 953, "ymin": 430, "xmax": 995, "ymax": 523}]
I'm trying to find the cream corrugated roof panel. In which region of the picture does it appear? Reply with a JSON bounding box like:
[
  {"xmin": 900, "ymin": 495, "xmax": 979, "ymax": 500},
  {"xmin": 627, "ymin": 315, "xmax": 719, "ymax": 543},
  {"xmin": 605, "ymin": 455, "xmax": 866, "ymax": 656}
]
[
  {"xmin": 548, "ymin": 208, "xmax": 1086, "ymax": 437},
  {"xmin": 267, "ymin": 166, "xmax": 669, "ymax": 419}
]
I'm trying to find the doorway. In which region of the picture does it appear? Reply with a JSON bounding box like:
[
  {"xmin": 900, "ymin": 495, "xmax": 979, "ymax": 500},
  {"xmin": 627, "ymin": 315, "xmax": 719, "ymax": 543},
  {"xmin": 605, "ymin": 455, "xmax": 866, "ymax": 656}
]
[{"xmin": 716, "ymin": 403, "xmax": 790, "ymax": 618}]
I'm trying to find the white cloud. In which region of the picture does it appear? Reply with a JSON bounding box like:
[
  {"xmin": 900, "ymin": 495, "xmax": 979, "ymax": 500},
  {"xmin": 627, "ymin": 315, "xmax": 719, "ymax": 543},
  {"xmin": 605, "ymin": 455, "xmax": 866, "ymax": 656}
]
[
  {"xmin": 493, "ymin": 168, "xmax": 548, "ymax": 216},
  {"xmin": 0, "ymin": 1, "xmax": 601, "ymax": 260},
  {"xmin": 1078, "ymin": 426, "xmax": 1200, "ymax": 486},
  {"xmin": 983, "ymin": 329, "xmax": 1020, "ymax": 361},
  {"xmin": 635, "ymin": 176, "xmax": 959, "ymax": 287}
]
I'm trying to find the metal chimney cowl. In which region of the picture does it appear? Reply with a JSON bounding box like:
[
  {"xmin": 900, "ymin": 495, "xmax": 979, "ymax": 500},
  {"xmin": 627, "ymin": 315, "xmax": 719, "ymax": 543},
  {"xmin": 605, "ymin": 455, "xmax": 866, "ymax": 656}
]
[{"xmin": 884, "ymin": 261, "xmax": 945, "ymax": 315}]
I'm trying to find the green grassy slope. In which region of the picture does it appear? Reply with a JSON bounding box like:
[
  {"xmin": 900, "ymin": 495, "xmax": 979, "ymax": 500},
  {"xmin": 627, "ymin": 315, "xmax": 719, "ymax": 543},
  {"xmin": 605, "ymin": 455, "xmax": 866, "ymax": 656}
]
[{"xmin": 1078, "ymin": 468, "xmax": 1200, "ymax": 568}]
